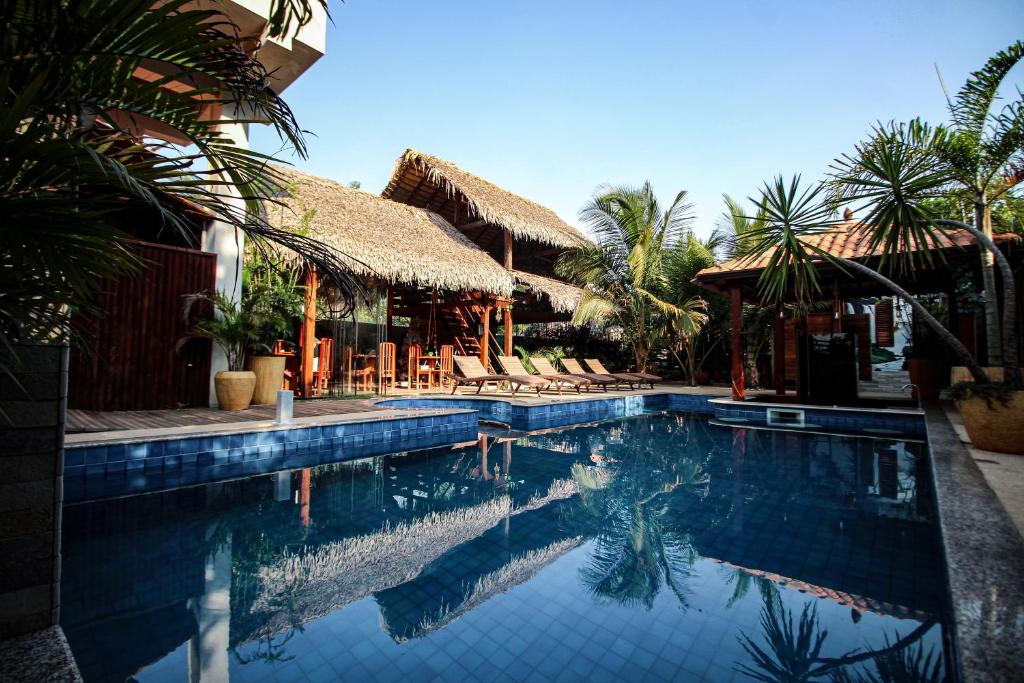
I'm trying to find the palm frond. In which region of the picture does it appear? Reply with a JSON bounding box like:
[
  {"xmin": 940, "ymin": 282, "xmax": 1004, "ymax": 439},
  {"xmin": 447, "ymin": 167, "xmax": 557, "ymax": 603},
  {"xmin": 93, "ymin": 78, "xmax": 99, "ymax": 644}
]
[{"xmin": 950, "ymin": 40, "xmax": 1024, "ymax": 136}]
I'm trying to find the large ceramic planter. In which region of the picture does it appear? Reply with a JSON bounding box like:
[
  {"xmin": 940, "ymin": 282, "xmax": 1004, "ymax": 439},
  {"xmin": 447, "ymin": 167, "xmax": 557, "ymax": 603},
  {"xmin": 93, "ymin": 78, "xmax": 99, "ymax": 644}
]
[
  {"xmin": 215, "ymin": 370, "xmax": 256, "ymax": 411},
  {"xmin": 907, "ymin": 358, "xmax": 945, "ymax": 400},
  {"xmin": 249, "ymin": 356, "xmax": 286, "ymax": 404},
  {"xmin": 956, "ymin": 390, "xmax": 1024, "ymax": 455}
]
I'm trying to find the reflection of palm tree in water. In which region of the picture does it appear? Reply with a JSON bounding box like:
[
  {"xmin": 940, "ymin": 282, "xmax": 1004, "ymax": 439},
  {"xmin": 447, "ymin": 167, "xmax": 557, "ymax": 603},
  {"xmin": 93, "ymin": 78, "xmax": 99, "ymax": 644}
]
[
  {"xmin": 736, "ymin": 593, "xmax": 943, "ymax": 683},
  {"xmin": 571, "ymin": 417, "xmax": 713, "ymax": 609}
]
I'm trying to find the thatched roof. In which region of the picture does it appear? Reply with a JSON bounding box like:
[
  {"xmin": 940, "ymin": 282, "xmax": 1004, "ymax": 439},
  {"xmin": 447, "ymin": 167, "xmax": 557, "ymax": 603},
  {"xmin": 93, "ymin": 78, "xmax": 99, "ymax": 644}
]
[
  {"xmin": 513, "ymin": 270, "xmax": 583, "ymax": 314},
  {"xmin": 382, "ymin": 149, "xmax": 589, "ymax": 249},
  {"xmin": 265, "ymin": 165, "xmax": 514, "ymax": 296}
]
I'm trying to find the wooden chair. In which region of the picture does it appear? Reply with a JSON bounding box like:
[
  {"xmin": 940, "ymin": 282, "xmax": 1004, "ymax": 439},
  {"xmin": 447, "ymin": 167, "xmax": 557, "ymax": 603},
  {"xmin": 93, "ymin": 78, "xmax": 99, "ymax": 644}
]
[
  {"xmin": 378, "ymin": 342, "xmax": 396, "ymax": 392},
  {"xmin": 407, "ymin": 343, "xmax": 430, "ymax": 390},
  {"xmin": 344, "ymin": 344, "xmax": 375, "ymax": 394},
  {"xmin": 439, "ymin": 345, "xmax": 454, "ymax": 388},
  {"xmin": 313, "ymin": 337, "xmax": 335, "ymax": 395},
  {"xmin": 356, "ymin": 356, "xmax": 376, "ymax": 393}
]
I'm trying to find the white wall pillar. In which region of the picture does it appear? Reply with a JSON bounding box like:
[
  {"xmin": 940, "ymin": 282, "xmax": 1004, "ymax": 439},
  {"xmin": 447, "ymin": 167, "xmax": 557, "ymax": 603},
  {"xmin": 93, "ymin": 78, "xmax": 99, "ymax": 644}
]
[{"xmin": 201, "ymin": 107, "xmax": 250, "ymax": 406}]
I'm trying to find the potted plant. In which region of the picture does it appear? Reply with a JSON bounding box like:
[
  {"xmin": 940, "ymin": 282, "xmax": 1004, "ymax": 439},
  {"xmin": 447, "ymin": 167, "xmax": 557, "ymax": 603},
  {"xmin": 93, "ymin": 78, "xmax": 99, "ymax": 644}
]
[
  {"xmin": 243, "ymin": 262, "xmax": 305, "ymax": 404},
  {"xmin": 180, "ymin": 291, "xmax": 258, "ymax": 411}
]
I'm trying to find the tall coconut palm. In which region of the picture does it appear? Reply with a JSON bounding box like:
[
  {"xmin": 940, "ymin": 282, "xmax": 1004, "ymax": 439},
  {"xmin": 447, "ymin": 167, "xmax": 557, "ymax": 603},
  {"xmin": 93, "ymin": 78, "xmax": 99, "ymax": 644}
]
[
  {"xmin": 0, "ymin": 0, "xmax": 356, "ymax": 360},
  {"xmin": 931, "ymin": 40, "xmax": 1024, "ymax": 366},
  {"xmin": 557, "ymin": 183, "xmax": 703, "ymax": 372}
]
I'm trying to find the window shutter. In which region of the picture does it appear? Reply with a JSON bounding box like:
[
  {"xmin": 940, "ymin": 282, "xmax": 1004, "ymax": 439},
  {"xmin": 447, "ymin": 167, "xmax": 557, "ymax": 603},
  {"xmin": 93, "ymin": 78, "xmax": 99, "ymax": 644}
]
[{"xmin": 875, "ymin": 299, "xmax": 894, "ymax": 347}]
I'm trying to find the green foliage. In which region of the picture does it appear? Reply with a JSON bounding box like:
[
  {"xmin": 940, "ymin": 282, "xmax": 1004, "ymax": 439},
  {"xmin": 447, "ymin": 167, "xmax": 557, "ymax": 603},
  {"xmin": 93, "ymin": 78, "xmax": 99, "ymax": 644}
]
[
  {"xmin": 557, "ymin": 183, "xmax": 707, "ymax": 371},
  {"xmin": 0, "ymin": 0, "xmax": 355, "ymax": 365},
  {"xmin": 180, "ymin": 292, "xmax": 259, "ymax": 372},
  {"xmin": 242, "ymin": 256, "xmax": 306, "ymax": 354},
  {"xmin": 515, "ymin": 344, "xmax": 567, "ymax": 374},
  {"xmin": 743, "ymin": 175, "xmax": 837, "ymax": 305}
]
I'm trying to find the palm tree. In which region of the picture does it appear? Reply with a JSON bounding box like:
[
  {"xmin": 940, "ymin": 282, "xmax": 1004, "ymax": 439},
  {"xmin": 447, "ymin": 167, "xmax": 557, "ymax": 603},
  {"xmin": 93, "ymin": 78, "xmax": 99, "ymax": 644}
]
[
  {"xmin": 1, "ymin": 0, "xmax": 356, "ymax": 361},
  {"xmin": 556, "ymin": 183, "xmax": 702, "ymax": 372},
  {"xmin": 662, "ymin": 234, "xmax": 712, "ymax": 385},
  {"xmin": 931, "ymin": 41, "xmax": 1024, "ymax": 366},
  {"xmin": 715, "ymin": 193, "xmax": 768, "ymax": 259},
  {"xmin": 825, "ymin": 41, "xmax": 1024, "ymax": 378},
  {"xmin": 829, "ymin": 117, "xmax": 1020, "ymax": 386}
]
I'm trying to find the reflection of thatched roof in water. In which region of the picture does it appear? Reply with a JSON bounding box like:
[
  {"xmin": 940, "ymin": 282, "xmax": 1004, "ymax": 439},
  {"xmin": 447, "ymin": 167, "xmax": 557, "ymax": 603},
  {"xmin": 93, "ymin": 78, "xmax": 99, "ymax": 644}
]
[
  {"xmin": 512, "ymin": 270, "xmax": 583, "ymax": 314},
  {"xmin": 383, "ymin": 149, "xmax": 589, "ymax": 249},
  {"xmin": 398, "ymin": 536, "xmax": 584, "ymax": 642},
  {"xmin": 246, "ymin": 479, "xmax": 579, "ymax": 642},
  {"xmin": 264, "ymin": 165, "xmax": 514, "ymax": 296},
  {"xmin": 711, "ymin": 559, "xmax": 932, "ymax": 622}
]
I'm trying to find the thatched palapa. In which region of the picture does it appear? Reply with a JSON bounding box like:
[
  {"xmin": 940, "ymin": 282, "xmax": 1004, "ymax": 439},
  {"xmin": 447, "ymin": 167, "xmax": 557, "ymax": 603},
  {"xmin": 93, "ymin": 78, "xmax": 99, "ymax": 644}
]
[
  {"xmin": 383, "ymin": 149, "xmax": 589, "ymax": 248},
  {"xmin": 513, "ymin": 270, "xmax": 583, "ymax": 314},
  {"xmin": 265, "ymin": 165, "xmax": 514, "ymax": 296}
]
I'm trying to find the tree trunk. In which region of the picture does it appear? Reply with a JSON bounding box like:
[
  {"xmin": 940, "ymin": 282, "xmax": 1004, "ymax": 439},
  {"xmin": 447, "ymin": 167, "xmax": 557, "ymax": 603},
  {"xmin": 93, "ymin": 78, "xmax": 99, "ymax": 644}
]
[
  {"xmin": 936, "ymin": 218, "xmax": 1020, "ymax": 387},
  {"xmin": 838, "ymin": 257, "xmax": 988, "ymax": 383},
  {"xmin": 975, "ymin": 198, "xmax": 1002, "ymax": 367}
]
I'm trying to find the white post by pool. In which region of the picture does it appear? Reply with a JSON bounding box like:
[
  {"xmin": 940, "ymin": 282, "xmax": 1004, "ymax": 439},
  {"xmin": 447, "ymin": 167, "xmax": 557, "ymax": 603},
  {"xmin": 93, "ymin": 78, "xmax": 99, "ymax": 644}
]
[{"xmin": 276, "ymin": 390, "xmax": 294, "ymax": 425}]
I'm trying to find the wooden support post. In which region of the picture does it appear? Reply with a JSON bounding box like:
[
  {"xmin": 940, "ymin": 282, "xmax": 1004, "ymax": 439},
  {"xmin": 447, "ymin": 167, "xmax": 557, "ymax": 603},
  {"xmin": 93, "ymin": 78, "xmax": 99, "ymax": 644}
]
[
  {"xmin": 730, "ymin": 286, "xmax": 745, "ymax": 401},
  {"xmin": 480, "ymin": 304, "xmax": 491, "ymax": 371},
  {"xmin": 773, "ymin": 304, "xmax": 786, "ymax": 395},
  {"xmin": 300, "ymin": 265, "xmax": 318, "ymax": 398},
  {"xmin": 299, "ymin": 468, "xmax": 311, "ymax": 528},
  {"xmin": 795, "ymin": 314, "xmax": 807, "ymax": 403},
  {"xmin": 386, "ymin": 286, "xmax": 394, "ymax": 341},
  {"xmin": 503, "ymin": 231, "xmax": 513, "ymax": 270},
  {"xmin": 504, "ymin": 307, "xmax": 513, "ymax": 356}
]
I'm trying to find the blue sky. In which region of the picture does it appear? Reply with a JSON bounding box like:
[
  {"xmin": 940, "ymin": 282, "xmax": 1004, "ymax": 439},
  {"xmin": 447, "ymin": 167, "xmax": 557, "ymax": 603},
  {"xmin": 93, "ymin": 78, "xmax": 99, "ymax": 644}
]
[{"xmin": 251, "ymin": 0, "xmax": 1024, "ymax": 239}]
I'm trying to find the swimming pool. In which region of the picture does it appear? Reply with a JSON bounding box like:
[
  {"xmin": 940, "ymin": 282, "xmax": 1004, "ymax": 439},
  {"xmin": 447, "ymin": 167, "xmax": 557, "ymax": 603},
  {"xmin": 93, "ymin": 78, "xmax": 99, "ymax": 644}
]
[{"xmin": 60, "ymin": 413, "xmax": 952, "ymax": 682}]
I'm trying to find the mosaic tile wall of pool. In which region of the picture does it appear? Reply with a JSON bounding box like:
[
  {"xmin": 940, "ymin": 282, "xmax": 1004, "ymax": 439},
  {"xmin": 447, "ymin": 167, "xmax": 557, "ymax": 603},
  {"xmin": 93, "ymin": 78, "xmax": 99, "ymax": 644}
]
[{"xmin": 60, "ymin": 413, "xmax": 953, "ymax": 682}]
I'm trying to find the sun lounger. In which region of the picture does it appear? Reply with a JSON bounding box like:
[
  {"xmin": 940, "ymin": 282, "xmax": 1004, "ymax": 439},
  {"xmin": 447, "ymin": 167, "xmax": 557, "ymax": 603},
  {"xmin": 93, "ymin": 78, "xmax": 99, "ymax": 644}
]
[
  {"xmin": 528, "ymin": 356, "xmax": 601, "ymax": 393},
  {"xmin": 584, "ymin": 358, "xmax": 660, "ymax": 389},
  {"xmin": 498, "ymin": 355, "xmax": 590, "ymax": 394},
  {"xmin": 559, "ymin": 358, "xmax": 630, "ymax": 390},
  {"xmin": 451, "ymin": 356, "xmax": 550, "ymax": 395}
]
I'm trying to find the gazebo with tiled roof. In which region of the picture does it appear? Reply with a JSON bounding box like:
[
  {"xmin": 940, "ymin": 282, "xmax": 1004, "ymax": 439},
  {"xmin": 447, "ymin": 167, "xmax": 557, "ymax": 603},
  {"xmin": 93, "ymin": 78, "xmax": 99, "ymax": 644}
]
[{"xmin": 693, "ymin": 217, "xmax": 1019, "ymax": 403}]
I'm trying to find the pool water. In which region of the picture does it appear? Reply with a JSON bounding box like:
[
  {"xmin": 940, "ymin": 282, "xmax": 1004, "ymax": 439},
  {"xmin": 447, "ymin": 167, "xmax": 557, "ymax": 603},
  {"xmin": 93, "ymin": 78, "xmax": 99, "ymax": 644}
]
[{"xmin": 60, "ymin": 414, "xmax": 952, "ymax": 682}]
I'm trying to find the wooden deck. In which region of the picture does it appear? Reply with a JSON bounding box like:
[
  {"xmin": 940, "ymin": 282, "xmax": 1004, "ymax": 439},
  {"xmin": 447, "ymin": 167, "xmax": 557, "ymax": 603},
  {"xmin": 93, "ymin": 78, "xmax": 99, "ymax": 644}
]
[{"xmin": 67, "ymin": 397, "xmax": 384, "ymax": 433}]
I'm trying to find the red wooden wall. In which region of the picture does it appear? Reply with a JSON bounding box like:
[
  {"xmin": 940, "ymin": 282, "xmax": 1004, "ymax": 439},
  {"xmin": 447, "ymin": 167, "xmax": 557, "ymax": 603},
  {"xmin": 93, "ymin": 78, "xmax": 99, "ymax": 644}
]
[{"xmin": 69, "ymin": 241, "xmax": 216, "ymax": 411}]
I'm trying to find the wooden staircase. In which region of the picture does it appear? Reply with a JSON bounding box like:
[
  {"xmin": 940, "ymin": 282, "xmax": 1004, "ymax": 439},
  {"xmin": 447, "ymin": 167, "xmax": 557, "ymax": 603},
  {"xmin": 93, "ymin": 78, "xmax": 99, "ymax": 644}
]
[{"xmin": 440, "ymin": 303, "xmax": 482, "ymax": 357}]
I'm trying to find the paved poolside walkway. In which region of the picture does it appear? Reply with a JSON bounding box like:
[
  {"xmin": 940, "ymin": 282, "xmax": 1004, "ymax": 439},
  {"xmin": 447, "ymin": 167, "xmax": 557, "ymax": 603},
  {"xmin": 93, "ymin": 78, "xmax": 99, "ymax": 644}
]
[
  {"xmin": 66, "ymin": 383, "xmax": 735, "ymax": 436},
  {"xmin": 943, "ymin": 404, "xmax": 1024, "ymax": 539},
  {"xmin": 67, "ymin": 397, "xmax": 384, "ymax": 433}
]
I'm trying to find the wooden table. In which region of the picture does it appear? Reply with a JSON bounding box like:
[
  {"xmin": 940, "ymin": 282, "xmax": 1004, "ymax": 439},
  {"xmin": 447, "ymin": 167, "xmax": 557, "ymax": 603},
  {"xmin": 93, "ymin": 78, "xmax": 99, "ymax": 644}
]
[{"xmin": 415, "ymin": 355, "xmax": 441, "ymax": 389}]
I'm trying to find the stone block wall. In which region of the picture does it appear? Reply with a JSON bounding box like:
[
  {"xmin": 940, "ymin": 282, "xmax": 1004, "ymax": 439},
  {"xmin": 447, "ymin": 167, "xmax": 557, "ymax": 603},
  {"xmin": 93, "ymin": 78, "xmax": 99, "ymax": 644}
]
[{"xmin": 0, "ymin": 344, "xmax": 67, "ymax": 638}]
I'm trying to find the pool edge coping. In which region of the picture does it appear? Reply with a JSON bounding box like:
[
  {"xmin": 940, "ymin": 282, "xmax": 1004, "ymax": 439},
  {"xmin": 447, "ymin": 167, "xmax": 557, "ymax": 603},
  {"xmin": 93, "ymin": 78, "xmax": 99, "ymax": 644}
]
[{"xmin": 924, "ymin": 401, "xmax": 1024, "ymax": 683}]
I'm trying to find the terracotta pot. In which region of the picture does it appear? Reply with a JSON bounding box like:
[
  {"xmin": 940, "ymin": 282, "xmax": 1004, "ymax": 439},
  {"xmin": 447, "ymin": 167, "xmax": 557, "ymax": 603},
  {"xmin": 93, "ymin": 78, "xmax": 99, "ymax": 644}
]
[
  {"xmin": 249, "ymin": 356, "xmax": 286, "ymax": 404},
  {"xmin": 214, "ymin": 370, "xmax": 256, "ymax": 411},
  {"xmin": 956, "ymin": 390, "xmax": 1024, "ymax": 455},
  {"xmin": 907, "ymin": 358, "xmax": 945, "ymax": 400},
  {"xmin": 950, "ymin": 366, "xmax": 1004, "ymax": 385}
]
